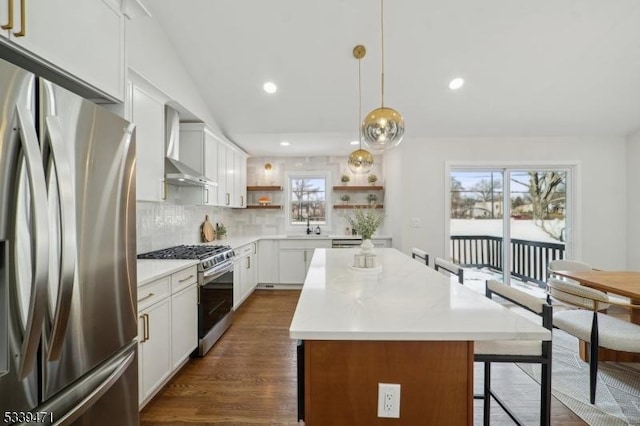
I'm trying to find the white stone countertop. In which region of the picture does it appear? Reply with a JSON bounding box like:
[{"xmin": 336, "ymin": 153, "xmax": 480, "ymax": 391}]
[
  {"xmin": 203, "ymin": 234, "xmax": 392, "ymax": 249},
  {"xmin": 289, "ymin": 248, "xmax": 551, "ymax": 342},
  {"xmin": 137, "ymin": 235, "xmax": 394, "ymax": 285},
  {"xmin": 137, "ymin": 259, "xmax": 199, "ymax": 286}
]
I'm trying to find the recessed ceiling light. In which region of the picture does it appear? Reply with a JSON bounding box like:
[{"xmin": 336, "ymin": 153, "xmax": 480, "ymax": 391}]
[
  {"xmin": 280, "ymin": 141, "xmax": 290, "ymax": 146},
  {"xmin": 449, "ymin": 78, "xmax": 465, "ymax": 90},
  {"xmin": 263, "ymin": 82, "xmax": 277, "ymax": 94},
  {"xmin": 350, "ymin": 140, "xmax": 359, "ymax": 145}
]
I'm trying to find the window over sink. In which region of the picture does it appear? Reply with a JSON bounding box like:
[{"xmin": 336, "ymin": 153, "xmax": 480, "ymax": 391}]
[{"xmin": 286, "ymin": 172, "xmax": 330, "ymax": 229}]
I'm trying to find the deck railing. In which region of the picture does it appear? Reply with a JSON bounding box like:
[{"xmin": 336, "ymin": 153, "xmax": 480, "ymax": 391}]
[{"xmin": 450, "ymin": 235, "xmax": 565, "ymax": 286}]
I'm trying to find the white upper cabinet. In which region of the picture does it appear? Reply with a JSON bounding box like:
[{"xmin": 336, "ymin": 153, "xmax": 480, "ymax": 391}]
[
  {"xmin": 0, "ymin": 0, "xmax": 125, "ymax": 101},
  {"xmin": 128, "ymin": 74, "xmax": 167, "ymax": 202},
  {"xmin": 220, "ymin": 142, "xmax": 247, "ymax": 208},
  {"xmin": 180, "ymin": 123, "xmax": 219, "ymax": 206}
]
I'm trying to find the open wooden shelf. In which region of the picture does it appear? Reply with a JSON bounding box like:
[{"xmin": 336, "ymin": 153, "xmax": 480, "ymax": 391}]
[
  {"xmin": 247, "ymin": 205, "xmax": 282, "ymax": 209},
  {"xmin": 333, "ymin": 185, "xmax": 383, "ymax": 191},
  {"xmin": 333, "ymin": 204, "xmax": 384, "ymax": 209},
  {"xmin": 247, "ymin": 185, "xmax": 283, "ymax": 191}
]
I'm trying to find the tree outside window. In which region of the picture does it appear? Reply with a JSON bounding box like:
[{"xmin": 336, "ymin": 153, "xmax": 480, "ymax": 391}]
[{"xmin": 289, "ymin": 176, "xmax": 327, "ymax": 225}]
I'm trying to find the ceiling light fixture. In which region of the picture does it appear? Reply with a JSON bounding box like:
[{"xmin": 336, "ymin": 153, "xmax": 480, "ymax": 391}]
[
  {"xmin": 449, "ymin": 78, "xmax": 464, "ymax": 90},
  {"xmin": 263, "ymin": 82, "xmax": 277, "ymax": 94},
  {"xmin": 362, "ymin": 0, "xmax": 405, "ymax": 150},
  {"xmin": 348, "ymin": 45, "xmax": 374, "ymax": 174},
  {"xmin": 350, "ymin": 141, "xmax": 360, "ymax": 145},
  {"xmin": 280, "ymin": 141, "xmax": 290, "ymax": 146}
]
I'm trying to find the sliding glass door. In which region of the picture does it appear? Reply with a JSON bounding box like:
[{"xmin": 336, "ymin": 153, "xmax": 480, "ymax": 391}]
[{"xmin": 449, "ymin": 167, "xmax": 571, "ymax": 289}]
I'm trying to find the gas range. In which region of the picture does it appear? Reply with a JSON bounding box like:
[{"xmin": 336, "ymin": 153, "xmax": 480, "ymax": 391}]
[
  {"xmin": 137, "ymin": 244, "xmax": 235, "ymax": 274},
  {"xmin": 138, "ymin": 244, "xmax": 237, "ymax": 357}
]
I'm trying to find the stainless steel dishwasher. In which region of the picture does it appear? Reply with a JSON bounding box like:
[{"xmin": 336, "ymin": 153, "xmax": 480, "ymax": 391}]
[{"xmin": 331, "ymin": 239, "xmax": 363, "ymax": 248}]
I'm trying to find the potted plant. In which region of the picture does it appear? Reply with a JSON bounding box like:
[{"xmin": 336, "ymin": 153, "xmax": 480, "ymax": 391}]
[
  {"xmin": 340, "ymin": 194, "xmax": 351, "ymax": 204},
  {"xmin": 345, "ymin": 207, "xmax": 384, "ymax": 253},
  {"xmin": 340, "ymin": 174, "xmax": 350, "ymax": 185},
  {"xmin": 367, "ymin": 193, "xmax": 378, "ymax": 206},
  {"xmin": 216, "ymin": 222, "xmax": 227, "ymax": 239},
  {"xmin": 367, "ymin": 174, "xmax": 378, "ymax": 185}
]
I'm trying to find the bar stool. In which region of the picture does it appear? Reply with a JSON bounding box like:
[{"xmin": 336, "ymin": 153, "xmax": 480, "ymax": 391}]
[{"xmin": 411, "ymin": 248, "xmax": 429, "ymax": 266}]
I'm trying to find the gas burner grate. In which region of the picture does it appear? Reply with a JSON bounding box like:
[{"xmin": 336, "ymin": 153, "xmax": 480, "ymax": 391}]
[{"xmin": 137, "ymin": 244, "xmax": 232, "ymax": 260}]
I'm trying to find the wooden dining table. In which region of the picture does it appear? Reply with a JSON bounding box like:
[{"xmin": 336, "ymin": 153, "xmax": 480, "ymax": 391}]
[{"xmin": 552, "ymin": 270, "xmax": 640, "ymax": 361}]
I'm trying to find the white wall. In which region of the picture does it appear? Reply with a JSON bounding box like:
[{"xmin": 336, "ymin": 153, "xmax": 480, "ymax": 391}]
[
  {"xmin": 125, "ymin": 16, "xmax": 223, "ymax": 133},
  {"xmin": 232, "ymin": 156, "xmax": 386, "ymax": 237},
  {"xmin": 627, "ymin": 130, "xmax": 640, "ymax": 270},
  {"xmin": 386, "ymin": 136, "xmax": 628, "ymax": 270}
]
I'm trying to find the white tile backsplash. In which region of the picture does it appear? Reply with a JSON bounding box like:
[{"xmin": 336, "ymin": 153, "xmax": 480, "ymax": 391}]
[
  {"xmin": 136, "ymin": 201, "xmax": 227, "ymax": 253},
  {"xmin": 136, "ymin": 155, "xmax": 387, "ymax": 253}
]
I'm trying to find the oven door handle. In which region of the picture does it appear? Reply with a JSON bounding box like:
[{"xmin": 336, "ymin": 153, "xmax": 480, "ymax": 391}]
[{"xmin": 202, "ymin": 262, "xmax": 235, "ymax": 282}]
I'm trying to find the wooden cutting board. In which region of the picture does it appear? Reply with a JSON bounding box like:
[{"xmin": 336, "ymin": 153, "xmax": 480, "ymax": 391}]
[{"xmin": 201, "ymin": 215, "xmax": 216, "ymax": 242}]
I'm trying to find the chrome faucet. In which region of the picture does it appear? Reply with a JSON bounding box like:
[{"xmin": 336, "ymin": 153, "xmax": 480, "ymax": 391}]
[{"xmin": 306, "ymin": 215, "xmax": 312, "ymax": 235}]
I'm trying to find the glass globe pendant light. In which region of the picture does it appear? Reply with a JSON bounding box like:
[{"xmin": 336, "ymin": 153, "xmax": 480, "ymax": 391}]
[
  {"xmin": 348, "ymin": 45, "xmax": 374, "ymax": 174},
  {"xmin": 362, "ymin": 0, "xmax": 405, "ymax": 149}
]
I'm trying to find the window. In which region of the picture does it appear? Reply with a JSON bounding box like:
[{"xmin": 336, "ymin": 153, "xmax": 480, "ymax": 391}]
[{"xmin": 288, "ymin": 174, "xmax": 328, "ymax": 226}]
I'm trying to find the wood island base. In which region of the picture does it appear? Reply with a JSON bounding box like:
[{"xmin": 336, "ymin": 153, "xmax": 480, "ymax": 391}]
[{"xmin": 303, "ymin": 340, "xmax": 473, "ymax": 426}]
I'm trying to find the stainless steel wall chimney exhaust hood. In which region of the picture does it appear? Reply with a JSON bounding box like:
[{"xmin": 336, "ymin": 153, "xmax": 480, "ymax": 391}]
[{"xmin": 164, "ymin": 106, "xmax": 217, "ymax": 187}]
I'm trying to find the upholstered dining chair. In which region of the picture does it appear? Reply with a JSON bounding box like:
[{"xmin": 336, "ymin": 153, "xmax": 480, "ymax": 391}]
[
  {"xmin": 411, "ymin": 247, "xmax": 429, "ymax": 266},
  {"xmin": 547, "ymin": 259, "xmax": 628, "ymax": 306},
  {"xmin": 434, "ymin": 257, "xmax": 464, "ymax": 284},
  {"xmin": 547, "ymin": 259, "xmax": 592, "ymax": 283},
  {"xmin": 547, "ymin": 278, "xmax": 640, "ymax": 404},
  {"xmin": 474, "ymin": 280, "xmax": 552, "ymax": 426}
]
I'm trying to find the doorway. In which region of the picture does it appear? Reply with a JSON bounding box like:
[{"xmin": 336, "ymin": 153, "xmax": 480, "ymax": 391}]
[{"xmin": 448, "ymin": 166, "xmax": 573, "ymax": 289}]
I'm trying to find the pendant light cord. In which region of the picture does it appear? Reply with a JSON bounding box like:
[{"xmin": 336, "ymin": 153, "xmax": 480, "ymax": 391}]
[
  {"xmin": 380, "ymin": 0, "xmax": 385, "ymax": 108},
  {"xmin": 358, "ymin": 56, "xmax": 363, "ymax": 149}
]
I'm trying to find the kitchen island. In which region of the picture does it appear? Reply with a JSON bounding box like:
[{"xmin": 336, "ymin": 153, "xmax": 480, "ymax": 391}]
[{"xmin": 289, "ymin": 248, "xmax": 551, "ymax": 425}]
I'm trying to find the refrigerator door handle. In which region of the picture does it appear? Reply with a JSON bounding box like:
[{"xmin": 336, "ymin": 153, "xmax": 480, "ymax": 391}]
[
  {"xmin": 15, "ymin": 105, "xmax": 50, "ymax": 379},
  {"xmin": 44, "ymin": 116, "xmax": 78, "ymax": 361},
  {"xmin": 52, "ymin": 347, "xmax": 135, "ymax": 426}
]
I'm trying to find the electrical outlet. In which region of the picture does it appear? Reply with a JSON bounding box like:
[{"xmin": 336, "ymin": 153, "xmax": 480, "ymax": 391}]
[{"xmin": 377, "ymin": 383, "xmax": 401, "ymax": 418}]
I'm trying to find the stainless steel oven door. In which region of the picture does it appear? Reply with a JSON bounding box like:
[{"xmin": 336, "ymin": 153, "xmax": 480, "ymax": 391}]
[{"xmin": 198, "ymin": 262, "xmax": 234, "ymax": 340}]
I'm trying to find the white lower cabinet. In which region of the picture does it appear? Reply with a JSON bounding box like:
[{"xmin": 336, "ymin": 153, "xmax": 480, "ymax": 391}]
[
  {"xmin": 137, "ymin": 264, "xmax": 198, "ymax": 408},
  {"xmin": 278, "ymin": 240, "xmax": 331, "ymax": 284},
  {"xmin": 137, "ymin": 277, "xmax": 171, "ymax": 406},
  {"xmin": 234, "ymin": 242, "xmax": 257, "ymax": 309},
  {"xmin": 258, "ymin": 239, "xmax": 279, "ymax": 284},
  {"xmin": 170, "ymin": 284, "xmax": 198, "ymax": 369}
]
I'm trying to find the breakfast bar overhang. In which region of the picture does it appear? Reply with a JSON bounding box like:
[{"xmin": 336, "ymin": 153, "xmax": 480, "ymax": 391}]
[{"xmin": 290, "ymin": 248, "xmax": 551, "ymax": 425}]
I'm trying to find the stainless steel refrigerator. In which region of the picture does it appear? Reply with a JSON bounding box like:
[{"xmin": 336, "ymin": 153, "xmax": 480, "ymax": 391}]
[{"xmin": 0, "ymin": 56, "xmax": 138, "ymax": 425}]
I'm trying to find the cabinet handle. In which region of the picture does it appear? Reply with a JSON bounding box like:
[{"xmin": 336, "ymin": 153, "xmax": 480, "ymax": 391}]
[
  {"xmin": 143, "ymin": 313, "xmax": 150, "ymax": 342},
  {"xmin": 139, "ymin": 314, "xmax": 149, "ymax": 342},
  {"xmin": 161, "ymin": 180, "xmax": 167, "ymax": 200},
  {"xmin": 138, "ymin": 292, "xmax": 155, "ymax": 302},
  {"xmin": 178, "ymin": 275, "xmax": 194, "ymax": 283},
  {"xmin": 13, "ymin": 0, "xmax": 25, "ymax": 37},
  {"xmin": 205, "ymin": 188, "xmax": 209, "ymax": 203},
  {"xmin": 226, "ymin": 192, "xmax": 230, "ymax": 206},
  {"xmin": 246, "ymin": 256, "xmax": 250, "ymax": 269},
  {"xmin": 1, "ymin": 0, "xmax": 13, "ymax": 29},
  {"xmin": 241, "ymin": 195, "xmax": 244, "ymax": 207}
]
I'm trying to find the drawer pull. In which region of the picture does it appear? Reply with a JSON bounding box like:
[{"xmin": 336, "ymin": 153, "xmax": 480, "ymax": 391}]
[
  {"xmin": 178, "ymin": 275, "xmax": 194, "ymax": 283},
  {"xmin": 138, "ymin": 292, "xmax": 155, "ymax": 302},
  {"xmin": 1, "ymin": 0, "xmax": 13, "ymax": 30}
]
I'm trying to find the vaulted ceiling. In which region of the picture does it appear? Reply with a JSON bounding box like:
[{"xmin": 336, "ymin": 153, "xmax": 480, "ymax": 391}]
[{"xmin": 146, "ymin": 0, "xmax": 640, "ymax": 156}]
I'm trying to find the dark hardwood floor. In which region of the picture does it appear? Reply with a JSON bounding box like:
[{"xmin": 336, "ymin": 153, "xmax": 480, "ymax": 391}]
[{"xmin": 141, "ymin": 289, "xmax": 587, "ymax": 425}]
